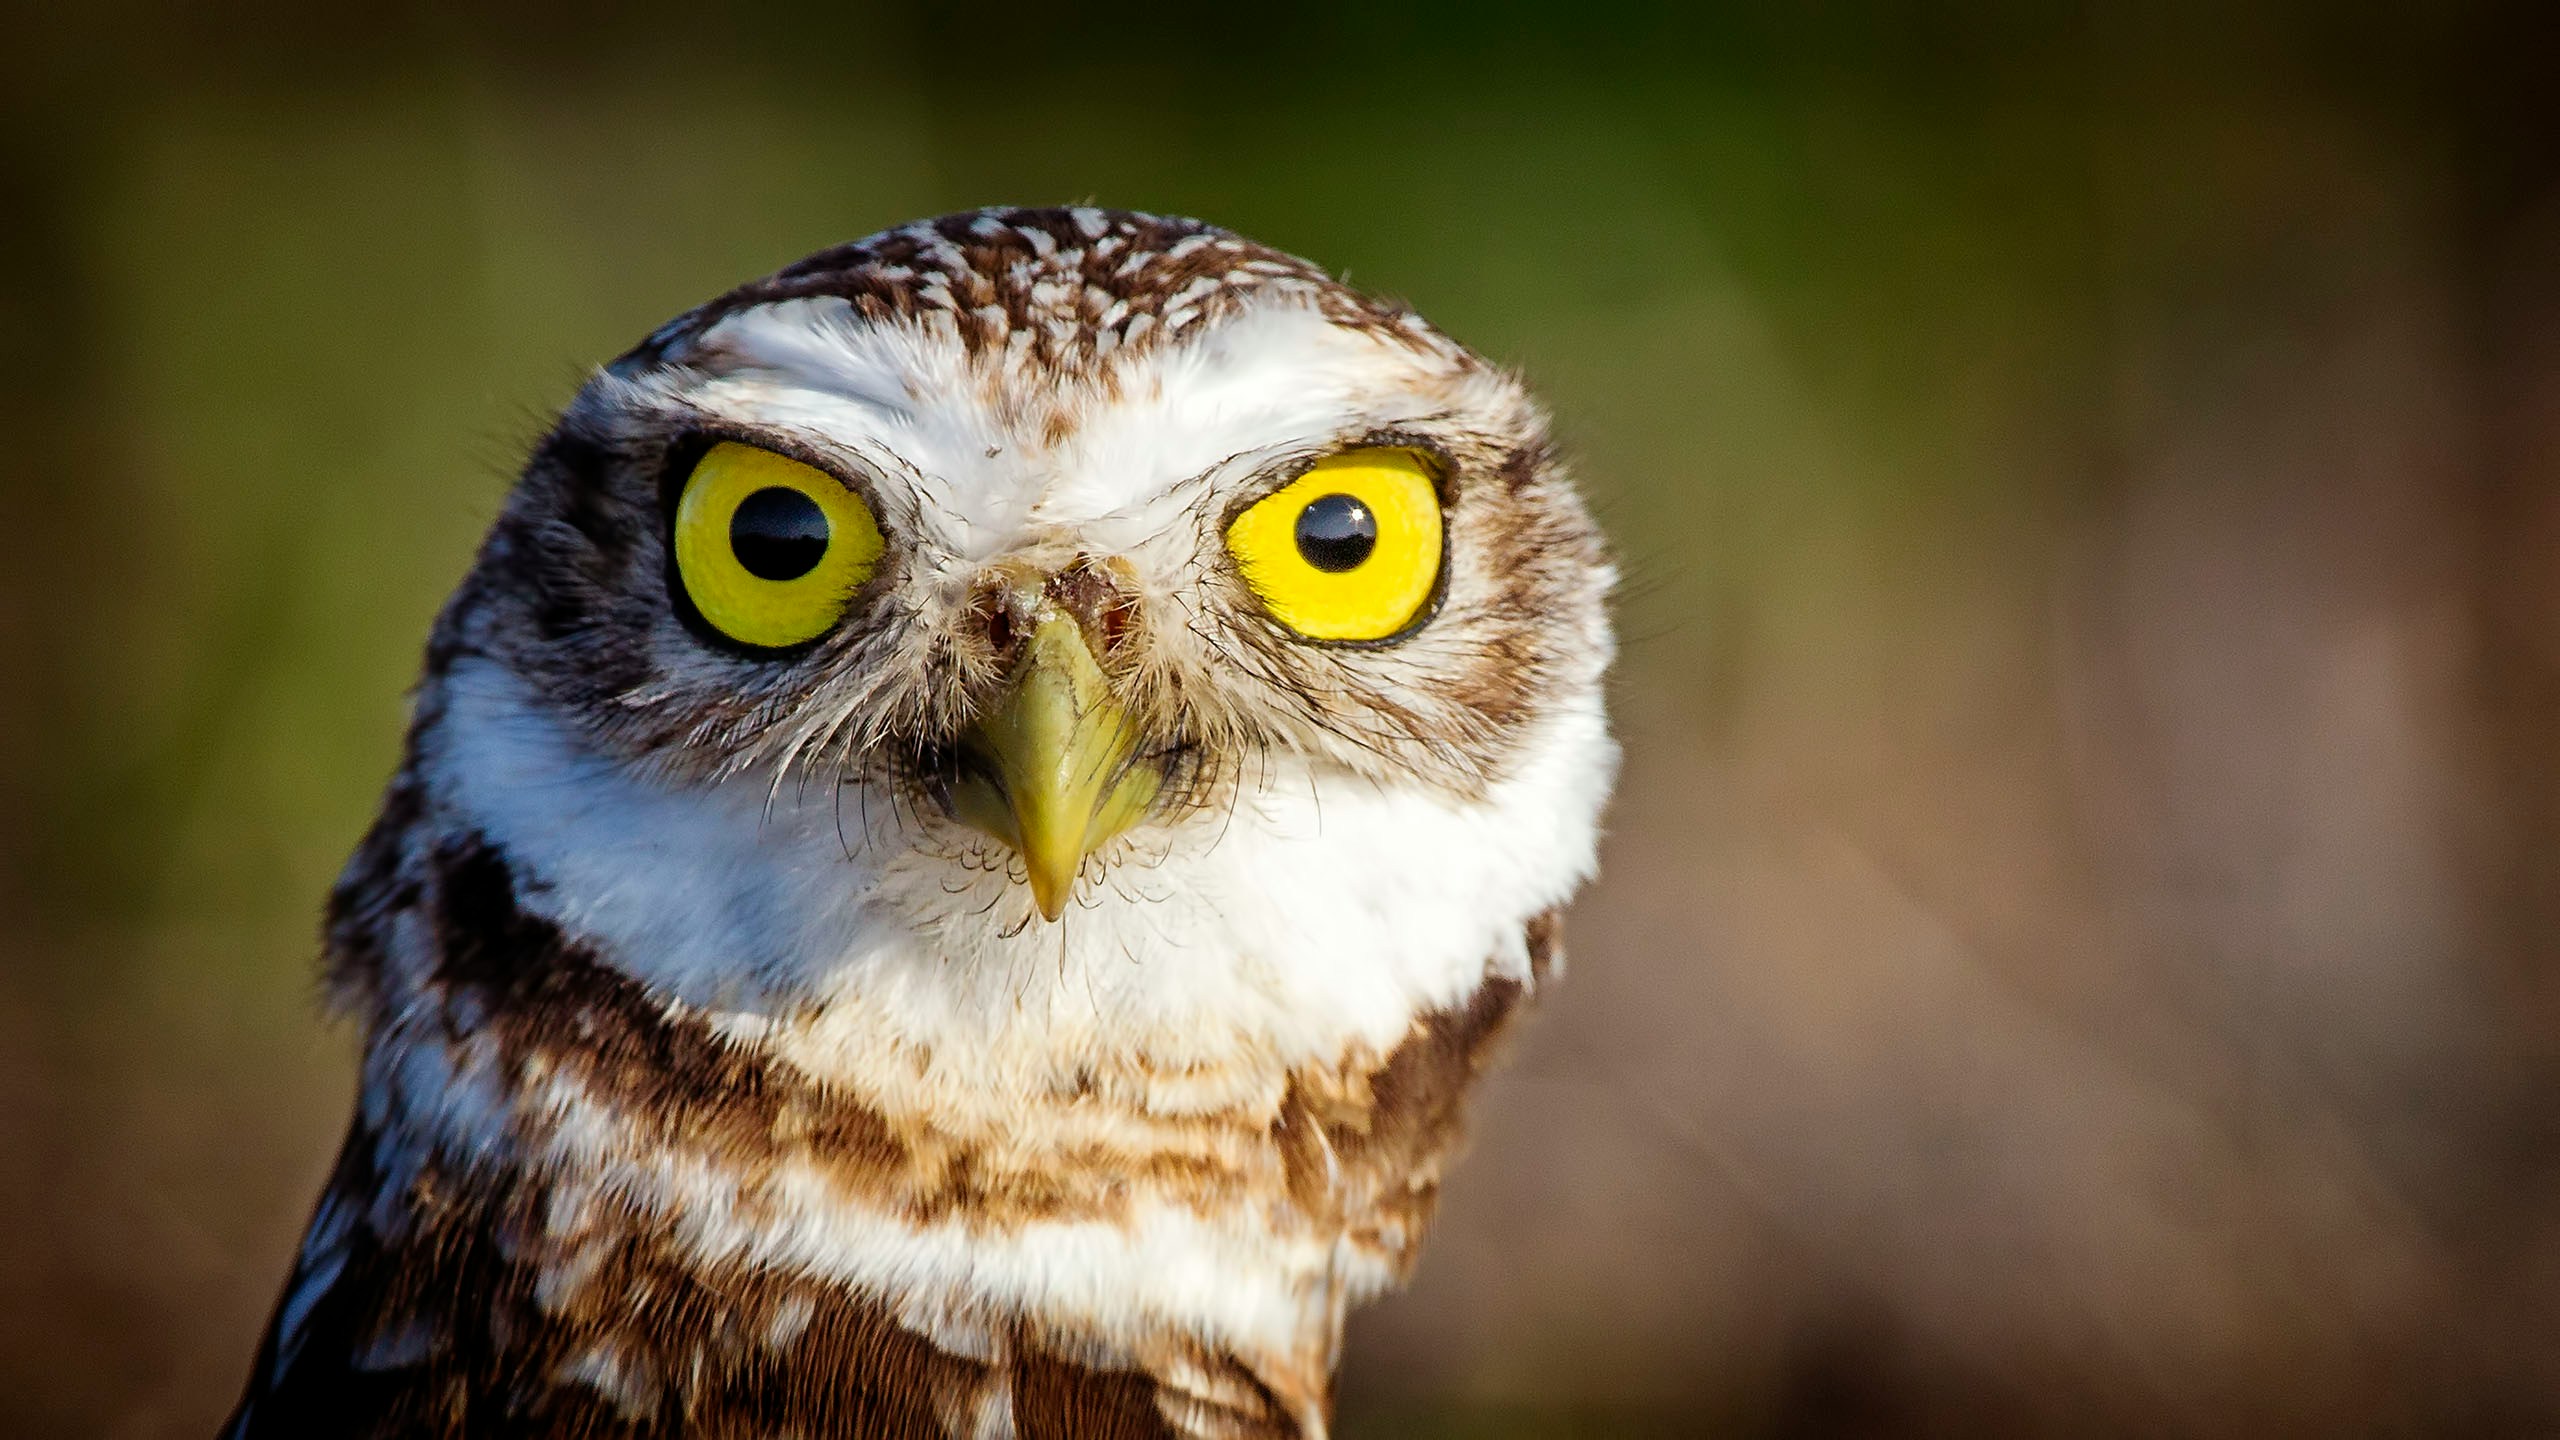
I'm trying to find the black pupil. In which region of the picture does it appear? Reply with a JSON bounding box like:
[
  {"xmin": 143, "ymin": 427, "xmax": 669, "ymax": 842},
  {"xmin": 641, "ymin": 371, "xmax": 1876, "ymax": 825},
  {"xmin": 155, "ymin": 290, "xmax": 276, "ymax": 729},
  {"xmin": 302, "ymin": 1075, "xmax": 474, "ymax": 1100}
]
[
  {"xmin": 730, "ymin": 487, "xmax": 830, "ymax": 581},
  {"xmin": 1293, "ymin": 493, "xmax": 1377, "ymax": 573}
]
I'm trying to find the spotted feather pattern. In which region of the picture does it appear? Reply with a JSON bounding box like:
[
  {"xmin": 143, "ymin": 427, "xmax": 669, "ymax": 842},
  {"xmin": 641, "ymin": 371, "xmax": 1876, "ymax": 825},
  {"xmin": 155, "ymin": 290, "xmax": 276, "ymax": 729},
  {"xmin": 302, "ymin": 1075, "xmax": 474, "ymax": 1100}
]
[{"xmin": 624, "ymin": 207, "xmax": 1455, "ymax": 379}]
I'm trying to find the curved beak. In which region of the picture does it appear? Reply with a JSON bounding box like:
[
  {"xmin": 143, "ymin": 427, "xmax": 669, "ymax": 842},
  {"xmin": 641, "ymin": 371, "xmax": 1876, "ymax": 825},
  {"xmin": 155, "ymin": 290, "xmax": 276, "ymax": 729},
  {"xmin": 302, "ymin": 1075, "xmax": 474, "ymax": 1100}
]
[{"xmin": 945, "ymin": 612, "xmax": 1161, "ymax": 921}]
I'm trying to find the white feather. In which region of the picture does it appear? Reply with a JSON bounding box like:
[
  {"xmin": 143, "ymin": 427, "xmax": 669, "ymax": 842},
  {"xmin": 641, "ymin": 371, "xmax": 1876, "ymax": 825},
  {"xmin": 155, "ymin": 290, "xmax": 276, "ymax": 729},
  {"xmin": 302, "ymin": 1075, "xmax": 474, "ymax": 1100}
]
[
  {"xmin": 428, "ymin": 655, "xmax": 1610, "ymax": 1105},
  {"xmin": 534, "ymin": 1069, "xmax": 1348, "ymax": 1363}
]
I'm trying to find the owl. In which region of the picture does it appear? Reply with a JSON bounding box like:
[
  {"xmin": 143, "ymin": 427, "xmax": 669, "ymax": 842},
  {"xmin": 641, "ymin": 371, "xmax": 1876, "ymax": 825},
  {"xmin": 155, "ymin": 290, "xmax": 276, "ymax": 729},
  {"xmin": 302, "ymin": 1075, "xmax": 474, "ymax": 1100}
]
[{"xmin": 223, "ymin": 207, "xmax": 1616, "ymax": 1439}]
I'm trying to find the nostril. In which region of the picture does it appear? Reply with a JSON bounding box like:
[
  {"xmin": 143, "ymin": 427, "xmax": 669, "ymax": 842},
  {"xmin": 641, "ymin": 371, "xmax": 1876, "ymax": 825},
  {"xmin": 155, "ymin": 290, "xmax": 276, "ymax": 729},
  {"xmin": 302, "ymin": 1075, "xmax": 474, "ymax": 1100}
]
[
  {"xmin": 1046, "ymin": 558, "xmax": 1138, "ymax": 656},
  {"xmin": 1097, "ymin": 597, "xmax": 1136, "ymax": 656},
  {"xmin": 969, "ymin": 574, "xmax": 1023, "ymax": 658}
]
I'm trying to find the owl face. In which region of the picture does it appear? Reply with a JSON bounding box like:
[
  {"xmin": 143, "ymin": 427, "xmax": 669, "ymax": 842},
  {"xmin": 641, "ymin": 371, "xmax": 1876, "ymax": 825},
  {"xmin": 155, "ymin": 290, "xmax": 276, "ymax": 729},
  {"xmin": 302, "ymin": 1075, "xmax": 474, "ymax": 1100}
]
[{"xmin": 418, "ymin": 209, "xmax": 1613, "ymax": 1084}]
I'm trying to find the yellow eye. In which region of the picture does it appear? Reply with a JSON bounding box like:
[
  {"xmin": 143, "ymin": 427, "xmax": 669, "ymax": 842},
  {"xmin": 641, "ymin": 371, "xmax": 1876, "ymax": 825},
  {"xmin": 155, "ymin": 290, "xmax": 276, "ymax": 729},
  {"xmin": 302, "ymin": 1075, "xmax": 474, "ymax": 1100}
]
[
  {"xmin": 1225, "ymin": 448, "xmax": 1444, "ymax": 642},
  {"xmin": 673, "ymin": 442, "xmax": 885, "ymax": 649}
]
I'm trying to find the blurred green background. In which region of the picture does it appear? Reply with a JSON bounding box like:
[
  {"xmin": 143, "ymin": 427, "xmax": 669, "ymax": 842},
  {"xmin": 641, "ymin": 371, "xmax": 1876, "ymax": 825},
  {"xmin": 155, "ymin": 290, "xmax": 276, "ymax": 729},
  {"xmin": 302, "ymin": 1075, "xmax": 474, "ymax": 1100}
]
[{"xmin": 6, "ymin": 3, "xmax": 2560, "ymax": 1435}]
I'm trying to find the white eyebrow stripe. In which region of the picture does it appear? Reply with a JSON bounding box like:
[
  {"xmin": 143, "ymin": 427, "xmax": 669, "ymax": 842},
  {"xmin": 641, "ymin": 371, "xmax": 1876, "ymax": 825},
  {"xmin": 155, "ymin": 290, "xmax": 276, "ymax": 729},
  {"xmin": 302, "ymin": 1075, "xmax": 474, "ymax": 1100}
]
[
  {"xmin": 692, "ymin": 297, "xmax": 940, "ymax": 418},
  {"xmin": 656, "ymin": 294, "xmax": 1465, "ymax": 560}
]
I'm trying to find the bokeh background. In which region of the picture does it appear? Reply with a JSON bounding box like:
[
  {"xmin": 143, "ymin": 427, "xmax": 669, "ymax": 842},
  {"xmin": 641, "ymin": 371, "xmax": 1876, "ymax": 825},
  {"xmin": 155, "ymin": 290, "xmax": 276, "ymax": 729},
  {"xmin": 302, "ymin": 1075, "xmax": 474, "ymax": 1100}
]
[{"xmin": 7, "ymin": 3, "xmax": 2560, "ymax": 1435}]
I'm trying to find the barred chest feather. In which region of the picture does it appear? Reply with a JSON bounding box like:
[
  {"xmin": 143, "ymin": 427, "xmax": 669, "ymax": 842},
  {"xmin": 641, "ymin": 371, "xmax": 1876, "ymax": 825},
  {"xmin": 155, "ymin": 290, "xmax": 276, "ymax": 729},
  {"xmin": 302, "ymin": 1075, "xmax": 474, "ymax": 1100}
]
[
  {"xmin": 230, "ymin": 817, "xmax": 1557, "ymax": 1439},
  {"xmin": 221, "ymin": 658, "xmax": 1590, "ymax": 1438}
]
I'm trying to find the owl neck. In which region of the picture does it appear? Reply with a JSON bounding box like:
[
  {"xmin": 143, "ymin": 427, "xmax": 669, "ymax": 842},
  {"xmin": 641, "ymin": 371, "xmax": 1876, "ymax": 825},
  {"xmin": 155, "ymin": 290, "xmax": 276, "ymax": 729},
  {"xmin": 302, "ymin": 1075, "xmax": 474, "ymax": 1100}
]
[{"xmin": 233, "ymin": 803, "xmax": 1551, "ymax": 1440}]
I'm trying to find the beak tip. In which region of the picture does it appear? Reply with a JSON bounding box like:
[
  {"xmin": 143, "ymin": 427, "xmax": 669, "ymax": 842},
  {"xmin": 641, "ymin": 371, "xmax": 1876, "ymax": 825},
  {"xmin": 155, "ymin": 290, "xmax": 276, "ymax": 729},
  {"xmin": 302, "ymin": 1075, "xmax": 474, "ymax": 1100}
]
[{"xmin": 1026, "ymin": 861, "xmax": 1074, "ymax": 922}]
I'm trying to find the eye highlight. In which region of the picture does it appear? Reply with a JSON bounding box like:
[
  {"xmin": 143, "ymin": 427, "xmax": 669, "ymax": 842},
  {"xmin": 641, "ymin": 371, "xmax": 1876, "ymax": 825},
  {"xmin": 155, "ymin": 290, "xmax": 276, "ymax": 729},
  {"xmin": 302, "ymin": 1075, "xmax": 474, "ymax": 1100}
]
[
  {"xmin": 1225, "ymin": 448, "xmax": 1443, "ymax": 642},
  {"xmin": 673, "ymin": 442, "xmax": 885, "ymax": 650}
]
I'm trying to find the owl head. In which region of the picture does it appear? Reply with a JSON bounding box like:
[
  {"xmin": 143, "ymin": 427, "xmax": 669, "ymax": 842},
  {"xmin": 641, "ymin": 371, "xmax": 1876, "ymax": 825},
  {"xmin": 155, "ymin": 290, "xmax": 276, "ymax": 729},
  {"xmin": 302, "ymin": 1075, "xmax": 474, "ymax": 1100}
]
[{"xmin": 394, "ymin": 207, "xmax": 1614, "ymax": 1096}]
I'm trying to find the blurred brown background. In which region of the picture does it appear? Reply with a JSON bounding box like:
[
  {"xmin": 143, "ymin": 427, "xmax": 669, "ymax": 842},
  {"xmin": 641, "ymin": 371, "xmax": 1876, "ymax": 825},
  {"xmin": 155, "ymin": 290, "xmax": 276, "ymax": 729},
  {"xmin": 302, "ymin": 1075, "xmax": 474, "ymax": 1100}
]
[{"xmin": 5, "ymin": 3, "xmax": 2559, "ymax": 1435}]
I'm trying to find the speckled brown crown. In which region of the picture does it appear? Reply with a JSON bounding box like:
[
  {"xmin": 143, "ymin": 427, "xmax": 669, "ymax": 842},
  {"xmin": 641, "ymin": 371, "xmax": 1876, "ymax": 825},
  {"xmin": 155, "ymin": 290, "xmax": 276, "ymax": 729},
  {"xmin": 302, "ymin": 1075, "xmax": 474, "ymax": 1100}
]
[{"xmin": 623, "ymin": 206, "xmax": 1449, "ymax": 374}]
